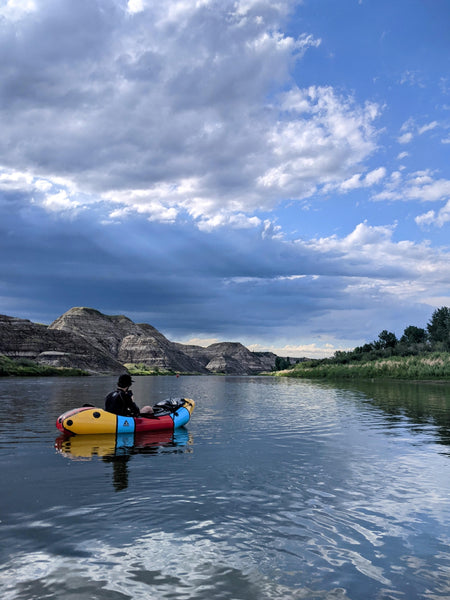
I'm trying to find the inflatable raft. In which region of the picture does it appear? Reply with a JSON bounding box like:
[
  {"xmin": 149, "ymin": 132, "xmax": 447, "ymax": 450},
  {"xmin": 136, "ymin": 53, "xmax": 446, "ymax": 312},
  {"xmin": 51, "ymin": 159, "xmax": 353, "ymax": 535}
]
[{"xmin": 56, "ymin": 398, "xmax": 195, "ymax": 435}]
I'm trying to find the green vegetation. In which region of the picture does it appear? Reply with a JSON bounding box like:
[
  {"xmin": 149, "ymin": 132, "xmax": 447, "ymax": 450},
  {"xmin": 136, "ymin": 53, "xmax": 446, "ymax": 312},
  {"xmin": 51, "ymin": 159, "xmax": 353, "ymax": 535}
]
[
  {"xmin": 278, "ymin": 306, "xmax": 450, "ymax": 381},
  {"xmin": 125, "ymin": 363, "xmax": 178, "ymax": 376},
  {"xmin": 0, "ymin": 355, "xmax": 89, "ymax": 377},
  {"xmin": 275, "ymin": 356, "xmax": 293, "ymax": 370},
  {"xmin": 279, "ymin": 353, "xmax": 450, "ymax": 380}
]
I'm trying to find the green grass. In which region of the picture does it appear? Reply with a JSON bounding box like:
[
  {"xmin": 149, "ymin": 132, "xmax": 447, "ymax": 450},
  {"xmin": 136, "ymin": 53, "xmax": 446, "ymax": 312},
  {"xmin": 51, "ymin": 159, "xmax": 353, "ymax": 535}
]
[
  {"xmin": 277, "ymin": 352, "xmax": 450, "ymax": 381},
  {"xmin": 0, "ymin": 355, "xmax": 89, "ymax": 377}
]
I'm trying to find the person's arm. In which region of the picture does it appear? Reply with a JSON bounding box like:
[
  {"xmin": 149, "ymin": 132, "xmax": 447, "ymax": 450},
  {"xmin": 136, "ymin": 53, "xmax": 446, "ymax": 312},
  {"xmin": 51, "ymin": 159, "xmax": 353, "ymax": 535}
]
[{"xmin": 125, "ymin": 391, "xmax": 140, "ymax": 417}]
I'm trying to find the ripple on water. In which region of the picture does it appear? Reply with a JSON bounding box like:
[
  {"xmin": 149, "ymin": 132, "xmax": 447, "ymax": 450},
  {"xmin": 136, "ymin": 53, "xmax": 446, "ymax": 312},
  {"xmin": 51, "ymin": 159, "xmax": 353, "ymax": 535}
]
[{"xmin": 0, "ymin": 532, "xmax": 354, "ymax": 600}]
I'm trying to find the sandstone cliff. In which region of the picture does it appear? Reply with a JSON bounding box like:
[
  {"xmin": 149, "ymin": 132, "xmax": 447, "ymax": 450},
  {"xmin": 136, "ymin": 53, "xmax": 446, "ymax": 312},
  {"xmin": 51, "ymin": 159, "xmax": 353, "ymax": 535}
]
[{"xmin": 0, "ymin": 307, "xmax": 279, "ymax": 375}]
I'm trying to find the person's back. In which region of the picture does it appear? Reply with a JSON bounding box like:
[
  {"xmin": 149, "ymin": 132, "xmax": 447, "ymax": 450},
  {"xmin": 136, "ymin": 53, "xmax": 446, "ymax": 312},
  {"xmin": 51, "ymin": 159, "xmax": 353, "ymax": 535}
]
[{"xmin": 105, "ymin": 374, "xmax": 140, "ymax": 417}]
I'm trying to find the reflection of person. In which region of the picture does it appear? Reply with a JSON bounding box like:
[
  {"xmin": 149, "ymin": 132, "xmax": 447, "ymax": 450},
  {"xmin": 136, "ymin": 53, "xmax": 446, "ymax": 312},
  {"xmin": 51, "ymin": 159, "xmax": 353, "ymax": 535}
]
[
  {"xmin": 105, "ymin": 374, "xmax": 154, "ymax": 417},
  {"xmin": 103, "ymin": 455, "xmax": 130, "ymax": 492}
]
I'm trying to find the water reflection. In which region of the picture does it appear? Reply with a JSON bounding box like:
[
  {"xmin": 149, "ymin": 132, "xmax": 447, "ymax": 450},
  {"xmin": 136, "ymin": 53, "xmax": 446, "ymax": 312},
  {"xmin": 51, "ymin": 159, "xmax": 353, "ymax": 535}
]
[
  {"xmin": 2, "ymin": 376, "xmax": 450, "ymax": 599},
  {"xmin": 332, "ymin": 380, "xmax": 450, "ymax": 450},
  {"xmin": 55, "ymin": 428, "xmax": 192, "ymax": 491}
]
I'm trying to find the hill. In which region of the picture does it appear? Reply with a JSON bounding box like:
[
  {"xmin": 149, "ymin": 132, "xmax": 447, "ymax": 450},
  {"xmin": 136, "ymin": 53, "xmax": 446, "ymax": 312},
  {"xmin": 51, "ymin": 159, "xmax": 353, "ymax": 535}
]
[{"xmin": 0, "ymin": 307, "xmax": 279, "ymax": 375}]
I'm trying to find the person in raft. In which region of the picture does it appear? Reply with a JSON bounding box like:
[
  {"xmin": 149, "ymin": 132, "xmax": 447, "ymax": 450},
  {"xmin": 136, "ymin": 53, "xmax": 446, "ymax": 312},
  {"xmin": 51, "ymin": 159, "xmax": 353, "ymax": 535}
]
[{"xmin": 105, "ymin": 374, "xmax": 154, "ymax": 417}]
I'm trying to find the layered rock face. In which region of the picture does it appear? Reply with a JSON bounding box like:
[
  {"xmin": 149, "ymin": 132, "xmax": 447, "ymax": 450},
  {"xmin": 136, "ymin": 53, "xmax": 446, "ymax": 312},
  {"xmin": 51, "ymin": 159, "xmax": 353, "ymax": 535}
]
[
  {"xmin": 174, "ymin": 341, "xmax": 277, "ymax": 375},
  {"xmin": 0, "ymin": 314, "xmax": 125, "ymax": 374},
  {"xmin": 49, "ymin": 308, "xmax": 209, "ymax": 373},
  {"xmin": 0, "ymin": 307, "xmax": 279, "ymax": 375}
]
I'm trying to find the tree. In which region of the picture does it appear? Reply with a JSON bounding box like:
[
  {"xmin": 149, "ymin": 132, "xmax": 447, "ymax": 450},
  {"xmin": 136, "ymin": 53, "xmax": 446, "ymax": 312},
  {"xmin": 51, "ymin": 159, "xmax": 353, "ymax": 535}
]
[
  {"xmin": 377, "ymin": 330, "xmax": 398, "ymax": 349},
  {"xmin": 275, "ymin": 356, "xmax": 291, "ymax": 370},
  {"xmin": 427, "ymin": 307, "xmax": 450, "ymax": 348},
  {"xmin": 400, "ymin": 325, "xmax": 427, "ymax": 345}
]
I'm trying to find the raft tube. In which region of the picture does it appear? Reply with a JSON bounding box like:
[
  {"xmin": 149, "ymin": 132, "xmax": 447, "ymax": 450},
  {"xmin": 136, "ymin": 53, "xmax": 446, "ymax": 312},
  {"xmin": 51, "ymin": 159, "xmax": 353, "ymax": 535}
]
[{"xmin": 56, "ymin": 398, "xmax": 195, "ymax": 435}]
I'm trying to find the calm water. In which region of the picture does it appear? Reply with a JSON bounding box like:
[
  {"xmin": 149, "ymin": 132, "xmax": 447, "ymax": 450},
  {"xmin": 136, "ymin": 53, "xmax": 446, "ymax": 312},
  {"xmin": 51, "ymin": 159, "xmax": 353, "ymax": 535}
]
[{"xmin": 1, "ymin": 375, "xmax": 450, "ymax": 600}]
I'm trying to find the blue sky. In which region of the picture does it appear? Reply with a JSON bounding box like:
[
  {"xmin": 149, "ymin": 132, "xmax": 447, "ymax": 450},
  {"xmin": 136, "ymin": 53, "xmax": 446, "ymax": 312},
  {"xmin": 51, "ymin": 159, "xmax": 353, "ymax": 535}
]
[{"xmin": 0, "ymin": 0, "xmax": 449, "ymax": 357}]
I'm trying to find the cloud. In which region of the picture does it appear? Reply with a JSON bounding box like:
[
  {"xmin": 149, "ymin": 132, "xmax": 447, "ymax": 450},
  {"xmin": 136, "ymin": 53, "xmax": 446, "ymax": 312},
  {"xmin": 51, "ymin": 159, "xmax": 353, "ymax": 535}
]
[
  {"xmin": 0, "ymin": 0, "xmax": 380, "ymax": 229},
  {"xmin": 398, "ymin": 132, "xmax": 413, "ymax": 144},
  {"xmin": 126, "ymin": 0, "xmax": 144, "ymax": 14},
  {"xmin": 0, "ymin": 0, "xmax": 36, "ymax": 21},
  {"xmin": 373, "ymin": 170, "xmax": 450, "ymax": 204},
  {"xmin": 416, "ymin": 200, "xmax": 450, "ymax": 228},
  {"xmin": 399, "ymin": 70, "xmax": 425, "ymax": 87},
  {"xmin": 337, "ymin": 167, "xmax": 386, "ymax": 192},
  {"xmin": 40, "ymin": 190, "xmax": 82, "ymax": 214},
  {"xmin": 418, "ymin": 121, "xmax": 438, "ymax": 135},
  {"xmin": 397, "ymin": 119, "xmax": 440, "ymax": 146},
  {"xmin": 248, "ymin": 341, "xmax": 343, "ymax": 359}
]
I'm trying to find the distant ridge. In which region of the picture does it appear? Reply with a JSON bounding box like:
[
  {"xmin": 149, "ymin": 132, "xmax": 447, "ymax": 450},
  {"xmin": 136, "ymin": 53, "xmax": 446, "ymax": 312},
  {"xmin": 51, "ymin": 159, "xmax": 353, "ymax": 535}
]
[{"xmin": 0, "ymin": 307, "xmax": 279, "ymax": 375}]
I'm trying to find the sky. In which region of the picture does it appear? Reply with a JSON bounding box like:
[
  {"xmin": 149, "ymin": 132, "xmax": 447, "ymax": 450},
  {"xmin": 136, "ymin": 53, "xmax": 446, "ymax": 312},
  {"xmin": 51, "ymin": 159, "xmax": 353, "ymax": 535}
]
[{"xmin": 0, "ymin": 0, "xmax": 449, "ymax": 358}]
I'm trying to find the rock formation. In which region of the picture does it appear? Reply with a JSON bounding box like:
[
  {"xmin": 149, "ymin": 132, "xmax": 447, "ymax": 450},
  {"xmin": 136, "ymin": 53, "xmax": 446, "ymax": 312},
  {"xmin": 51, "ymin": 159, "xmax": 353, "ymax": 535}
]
[
  {"xmin": 0, "ymin": 314, "xmax": 125, "ymax": 374},
  {"xmin": 0, "ymin": 307, "xmax": 279, "ymax": 375}
]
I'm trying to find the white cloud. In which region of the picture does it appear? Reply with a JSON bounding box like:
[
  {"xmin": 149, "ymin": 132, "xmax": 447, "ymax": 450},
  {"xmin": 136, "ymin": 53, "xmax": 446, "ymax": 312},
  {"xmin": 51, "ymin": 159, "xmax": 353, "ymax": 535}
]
[
  {"xmin": 301, "ymin": 221, "xmax": 450, "ymax": 285},
  {"xmin": 373, "ymin": 170, "xmax": 450, "ymax": 204},
  {"xmin": 257, "ymin": 86, "xmax": 379, "ymax": 198},
  {"xmin": 398, "ymin": 132, "xmax": 413, "ymax": 144},
  {"xmin": 249, "ymin": 341, "xmax": 340, "ymax": 359},
  {"xmin": 127, "ymin": 0, "xmax": 144, "ymax": 14},
  {"xmin": 41, "ymin": 190, "xmax": 82, "ymax": 214},
  {"xmin": 364, "ymin": 167, "xmax": 386, "ymax": 185},
  {"xmin": 396, "ymin": 119, "xmax": 439, "ymax": 145},
  {"xmin": 0, "ymin": 1, "xmax": 380, "ymax": 229},
  {"xmin": 0, "ymin": 0, "xmax": 36, "ymax": 21},
  {"xmin": 418, "ymin": 121, "xmax": 438, "ymax": 135},
  {"xmin": 333, "ymin": 167, "xmax": 386, "ymax": 193},
  {"xmin": 0, "ymin": 166, "xmax": 34, "ymax": 192},
  {"xmin": 416, "ymin": 200, "xmax": 450, "ymax": 228}
]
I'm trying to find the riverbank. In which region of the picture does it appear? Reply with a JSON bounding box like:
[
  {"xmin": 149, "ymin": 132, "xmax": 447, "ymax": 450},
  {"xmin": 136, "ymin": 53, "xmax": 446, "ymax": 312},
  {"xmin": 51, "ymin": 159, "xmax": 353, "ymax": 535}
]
[
  {"xmin": 276, "ymin": 352, "xmax": 450, "ymax": 380},
  {"xmin": 0, "ymin": 355, "xmax": 89, "ymax": 377}
]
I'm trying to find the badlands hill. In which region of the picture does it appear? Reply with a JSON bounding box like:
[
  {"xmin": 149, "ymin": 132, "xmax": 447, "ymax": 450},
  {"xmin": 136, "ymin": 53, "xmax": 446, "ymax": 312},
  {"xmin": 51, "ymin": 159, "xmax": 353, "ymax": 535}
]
[{"xmin": 0, "ymin": 307, "xmax": 278, "ymax": 375}]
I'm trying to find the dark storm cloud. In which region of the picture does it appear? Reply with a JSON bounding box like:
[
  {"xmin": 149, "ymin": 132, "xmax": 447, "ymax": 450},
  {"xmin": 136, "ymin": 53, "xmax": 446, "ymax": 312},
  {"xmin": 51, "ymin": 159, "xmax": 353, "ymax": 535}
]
[{"xmin": 0, "ymin": 199, "xmax": 439, "ymax": 350}]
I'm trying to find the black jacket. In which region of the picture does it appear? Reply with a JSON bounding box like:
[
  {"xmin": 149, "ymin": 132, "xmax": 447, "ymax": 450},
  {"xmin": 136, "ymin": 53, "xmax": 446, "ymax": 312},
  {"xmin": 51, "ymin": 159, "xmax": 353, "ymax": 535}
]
[{"xmin": 105, "ymin": 389, "xmax": 140, "ymax": 417}]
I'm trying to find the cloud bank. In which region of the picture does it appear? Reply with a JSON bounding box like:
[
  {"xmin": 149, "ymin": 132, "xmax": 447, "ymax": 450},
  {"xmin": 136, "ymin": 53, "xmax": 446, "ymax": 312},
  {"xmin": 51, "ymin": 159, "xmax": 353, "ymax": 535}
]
[{"xmin": 0, "ymin": 0, "xmax": 449, "ymax": 356}]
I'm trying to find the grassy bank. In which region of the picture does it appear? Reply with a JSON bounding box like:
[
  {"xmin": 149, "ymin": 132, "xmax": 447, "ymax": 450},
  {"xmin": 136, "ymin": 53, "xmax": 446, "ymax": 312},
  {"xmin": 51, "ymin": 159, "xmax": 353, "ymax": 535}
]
[
  {"xmin": 276, "ymin": 352, "xmax": 450, "ymax": 381},
  {"xmin": 0, "ymin": 355, "xmax": 89, "ymax": 377}
]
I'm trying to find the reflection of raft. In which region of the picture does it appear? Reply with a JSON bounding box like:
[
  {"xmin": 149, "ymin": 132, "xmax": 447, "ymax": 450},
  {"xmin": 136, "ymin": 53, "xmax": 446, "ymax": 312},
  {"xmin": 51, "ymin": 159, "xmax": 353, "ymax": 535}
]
[
  {"xmin": 56, "ymin": 398, "xmax": 195, "ymax": 435},
  {"xmin": 55, "ymin": 428, "xmax": 191, "ymax": 460}
]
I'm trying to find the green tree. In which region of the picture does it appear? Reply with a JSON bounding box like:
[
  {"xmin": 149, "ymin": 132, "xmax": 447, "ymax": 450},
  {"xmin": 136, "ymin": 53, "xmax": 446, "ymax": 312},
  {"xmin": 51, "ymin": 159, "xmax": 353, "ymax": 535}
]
[
  {"xmin": 427, "ymin": 307, "xmax": 450, "ymax": 349},
  {"xmin": 400, "ymin": 325, "xmax": 427, "ymax": 345},
  {"xmin": 377, "ymin": 330, "xmax": 398, "ymax": 349},
  {"xmin": 275, "ymin": 356, "xmax": 291, "ymax": 370}
]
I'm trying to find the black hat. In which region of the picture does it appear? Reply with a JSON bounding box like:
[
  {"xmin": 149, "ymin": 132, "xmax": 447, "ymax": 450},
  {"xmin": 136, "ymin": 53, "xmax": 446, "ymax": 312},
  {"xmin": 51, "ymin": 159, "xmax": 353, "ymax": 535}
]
[{"xmin": 118, "ymin": 374, "xmax": 133, "ymax": 388}]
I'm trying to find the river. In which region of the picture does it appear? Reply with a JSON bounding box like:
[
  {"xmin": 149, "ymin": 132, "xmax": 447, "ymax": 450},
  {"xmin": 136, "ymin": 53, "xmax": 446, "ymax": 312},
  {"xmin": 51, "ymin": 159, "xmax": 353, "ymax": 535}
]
[{"xmin": 1, "ymin": 375, "xmax": 449, "ymax": 599}]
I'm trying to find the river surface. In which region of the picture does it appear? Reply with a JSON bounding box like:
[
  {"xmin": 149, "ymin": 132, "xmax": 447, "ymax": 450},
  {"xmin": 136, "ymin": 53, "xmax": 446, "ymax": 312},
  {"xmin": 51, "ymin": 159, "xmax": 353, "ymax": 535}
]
[{"xmin": 1, "ymin": 375, "xmax": 450, "ymax": 600}]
